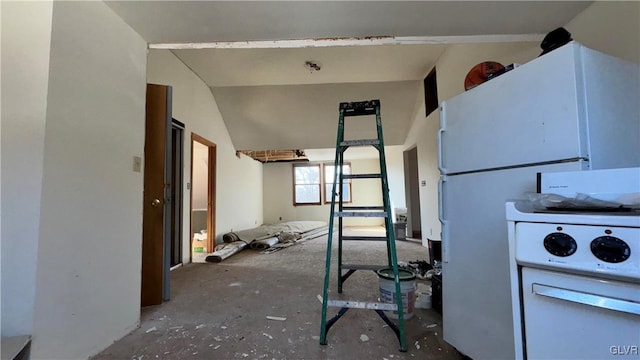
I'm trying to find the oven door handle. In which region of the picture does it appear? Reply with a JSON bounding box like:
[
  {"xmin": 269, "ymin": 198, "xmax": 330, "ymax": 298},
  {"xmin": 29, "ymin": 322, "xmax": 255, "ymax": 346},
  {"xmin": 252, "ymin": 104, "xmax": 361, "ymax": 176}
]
[{"xmin": 532, "ymin": 283, "xmax": 640, "ymax": 316}]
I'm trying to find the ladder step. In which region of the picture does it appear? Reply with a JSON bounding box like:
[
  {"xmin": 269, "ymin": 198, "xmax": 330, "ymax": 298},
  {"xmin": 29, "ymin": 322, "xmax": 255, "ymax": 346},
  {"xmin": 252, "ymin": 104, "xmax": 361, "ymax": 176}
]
[
  {"xmin": 335, "ymin": 211, "xmax": 388, "ymax": 218},
  {"xmin": 340, "ymin": 139, "xmax": 380, "ymax": 147},
  {"xmin": 342, "ymin": 236, "xmax": 388, "ymax": 241},
  {"xmin": 342, "ymin": 206, "xmax": 384, "ymax": 210},
  {"xmin": 327, "ymin": 300, "xmax": 397, "ymax": 311},
  {"xmin": 343, "ymin": 173, "xmax": 381, "ymax": 179},
  {"xmin": 340, "ymin": 100, "xmax": 380, "ymax": 117},
  {"xmin": 342, "ymin": 264, "xmax": 387, "ymax": 270}
]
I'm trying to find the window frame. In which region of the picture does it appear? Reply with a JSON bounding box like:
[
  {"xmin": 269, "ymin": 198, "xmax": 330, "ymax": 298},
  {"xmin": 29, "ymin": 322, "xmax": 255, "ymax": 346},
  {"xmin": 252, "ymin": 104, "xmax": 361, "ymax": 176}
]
[
  {"xmin": 323, "ymin": 163, "xmax": 352, "ymax": 204},
  {"xmin": 292, "ymin": 163, "xmax": 322, "ymax": 206}
]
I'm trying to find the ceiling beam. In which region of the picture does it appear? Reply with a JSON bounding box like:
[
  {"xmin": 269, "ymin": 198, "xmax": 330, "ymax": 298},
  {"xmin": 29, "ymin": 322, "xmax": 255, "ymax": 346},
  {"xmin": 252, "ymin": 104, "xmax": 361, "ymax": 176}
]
[{"xmin": 149, "ymin": 34, "xmax": 544, "ymax": 50}]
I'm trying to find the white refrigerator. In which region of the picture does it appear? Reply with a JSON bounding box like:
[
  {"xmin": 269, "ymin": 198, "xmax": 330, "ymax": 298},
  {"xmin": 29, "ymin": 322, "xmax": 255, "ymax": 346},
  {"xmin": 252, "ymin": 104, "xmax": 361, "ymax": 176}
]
[{"xmin": 437, "ymin": 42, "xmax": 639, "ymax": 359}]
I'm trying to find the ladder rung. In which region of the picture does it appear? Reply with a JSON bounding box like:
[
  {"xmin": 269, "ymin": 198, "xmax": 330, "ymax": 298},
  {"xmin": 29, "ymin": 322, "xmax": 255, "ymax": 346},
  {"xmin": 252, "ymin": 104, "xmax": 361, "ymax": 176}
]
[
  {"xmin": 342, "ymin": 264, "xmax": 387, "ymax": 270},
  {"xmin": 342, "ymin": 236, "xmax": 388, "ymax": 241},
  {"xmin": 335, "ymin": 211, "xmax": 388, "ymax": 218},
  {"xmin": 343, "ymin": 108, "xmax": 376, "ymax": 116},
  {"xmin": 343, "ymin": 173, "xmax": 381, "ymax": 179},
  {"xmin": 342, "ymin": 206, "xmax": 384, "ymax": 210},
  {"xmin": 340, "ymin": 139, "xmax": 380, "ymax": 147},
  {"xmin": 327, "ymin": 300, "xmax": 397, "ymax": 311}
]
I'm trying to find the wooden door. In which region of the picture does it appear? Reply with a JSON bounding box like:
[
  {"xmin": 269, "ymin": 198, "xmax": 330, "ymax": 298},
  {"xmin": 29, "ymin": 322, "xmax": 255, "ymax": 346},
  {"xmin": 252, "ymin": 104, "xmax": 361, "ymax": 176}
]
[{"xmin": 141, "ymin": 84, "xmax": 172, "ymax": 306}]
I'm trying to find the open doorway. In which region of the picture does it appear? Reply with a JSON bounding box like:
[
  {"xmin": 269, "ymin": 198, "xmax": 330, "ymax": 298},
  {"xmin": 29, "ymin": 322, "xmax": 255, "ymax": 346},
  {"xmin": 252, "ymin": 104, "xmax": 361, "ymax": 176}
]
[
  {"xmin": 190, "ymin": 134, "xmax": 216, "ymax": 262},
  {"xmin": 170, "ymin": 119, "xmax": 185, "ymax": 268},
  {"xmin": 403, "ymin": 147, "xmax": 422, "ymax": 239}
]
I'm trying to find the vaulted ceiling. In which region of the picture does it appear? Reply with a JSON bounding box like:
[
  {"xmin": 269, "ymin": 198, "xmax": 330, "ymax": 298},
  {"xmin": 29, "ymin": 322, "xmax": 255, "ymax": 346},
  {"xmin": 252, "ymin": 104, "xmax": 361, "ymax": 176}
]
[{"xmin": 106, "ymin": 1, "xmax": 592, "ymax": 153}]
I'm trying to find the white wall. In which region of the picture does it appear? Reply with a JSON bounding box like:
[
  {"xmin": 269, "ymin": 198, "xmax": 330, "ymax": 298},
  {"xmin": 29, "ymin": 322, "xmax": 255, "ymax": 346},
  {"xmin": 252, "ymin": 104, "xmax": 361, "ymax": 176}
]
[
  {"xmin": 566, "ymin": 1, "xmax": 640, "ymax": 64},
  {"xmin": 263, "ymin": 146, "xmax": 405, "ymax": 226},
  {"xmin": 29, "ymin": 2, "xmax": 147, "ymax": 359},
  {"xmin": 403, "ymin": 42, "xmax": 540, "ymax": 246},
  {"xmin": 147, "ymin": 50, "xmax": 263, "ymax": 254},
  {"xmin": 1, "ymin": 0, "xmax": 53, "ymax": 337}
]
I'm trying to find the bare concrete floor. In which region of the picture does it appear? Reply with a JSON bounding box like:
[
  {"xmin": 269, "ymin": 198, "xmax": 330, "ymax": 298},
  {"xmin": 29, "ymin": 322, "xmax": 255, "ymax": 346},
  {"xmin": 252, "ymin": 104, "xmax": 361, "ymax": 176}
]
[{"xmin": 94, "ymin": 228, "xmax": 464, "ymax": 360}]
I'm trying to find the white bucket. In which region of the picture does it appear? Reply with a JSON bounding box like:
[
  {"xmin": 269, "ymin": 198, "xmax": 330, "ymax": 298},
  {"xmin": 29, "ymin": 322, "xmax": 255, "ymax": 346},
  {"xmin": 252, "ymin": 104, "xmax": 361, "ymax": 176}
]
[
  {"xmin": 376, "ymin": 268, "xmax": 416, "ymax": 320},
  {"xmin": 415, "ymin": 291, "xmax": 432, "ymax": 309},
  {"xmin": 415, "ymin": 283, "xmax": 432, "ymax": 309}
]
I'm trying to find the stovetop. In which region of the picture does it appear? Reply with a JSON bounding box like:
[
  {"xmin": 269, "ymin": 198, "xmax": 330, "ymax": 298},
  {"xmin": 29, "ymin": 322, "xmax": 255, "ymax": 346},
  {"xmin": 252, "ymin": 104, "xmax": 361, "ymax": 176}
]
[
  {"xmin": 537, "ymin": 207, "xmax": 640, "ymax": 216},
  {"xmin": 507, "ymin": 201, "xmax": 640, "ymax": 227}
]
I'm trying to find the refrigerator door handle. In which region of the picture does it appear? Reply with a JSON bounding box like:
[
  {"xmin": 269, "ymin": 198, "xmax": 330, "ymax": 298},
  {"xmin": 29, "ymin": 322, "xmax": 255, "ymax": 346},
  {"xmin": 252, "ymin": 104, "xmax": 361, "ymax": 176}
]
[
  {"xmin": 438, "ymin": 177, "xmax": 445, "ymax": 223},
  {"xmin": 437, "ymin": 128, "xmax": 446, "ymax": 173},
  {"xmin": 438, "ymin": 104, "xmax": 447, "ymax": 174},
  {"xmin": 438, "ymin": 176, "xmax": 450, "ymax": 263}
]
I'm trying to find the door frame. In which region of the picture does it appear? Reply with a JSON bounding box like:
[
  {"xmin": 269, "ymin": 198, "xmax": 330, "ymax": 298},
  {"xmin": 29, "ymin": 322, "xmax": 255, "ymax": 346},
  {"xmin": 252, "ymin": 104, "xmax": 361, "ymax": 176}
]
[{"xmin": 190, "ymin": 133, "xmax": 217, "ymax": 262}]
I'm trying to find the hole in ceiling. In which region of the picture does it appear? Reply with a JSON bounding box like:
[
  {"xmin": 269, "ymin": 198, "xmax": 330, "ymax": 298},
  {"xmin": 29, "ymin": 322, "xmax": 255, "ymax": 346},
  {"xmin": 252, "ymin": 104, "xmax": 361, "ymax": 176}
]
[{"xmin": 236, "ymin": 149, "xmax": 308, "ymax": 163}]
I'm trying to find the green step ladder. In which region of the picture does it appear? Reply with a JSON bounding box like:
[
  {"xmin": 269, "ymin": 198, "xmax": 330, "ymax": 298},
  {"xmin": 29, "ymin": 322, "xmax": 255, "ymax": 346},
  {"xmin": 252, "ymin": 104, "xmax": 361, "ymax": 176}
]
[{"xmin": 319, "ymin": 99, "xmax": 407, "ymax": 352}]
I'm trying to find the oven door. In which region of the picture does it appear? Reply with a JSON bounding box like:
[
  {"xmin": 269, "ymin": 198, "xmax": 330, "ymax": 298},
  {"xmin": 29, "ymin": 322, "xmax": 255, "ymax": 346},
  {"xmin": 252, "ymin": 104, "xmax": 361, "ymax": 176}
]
[{"xmin": 521, "ymin": 267, "xmax": 640, "ymax": 359}]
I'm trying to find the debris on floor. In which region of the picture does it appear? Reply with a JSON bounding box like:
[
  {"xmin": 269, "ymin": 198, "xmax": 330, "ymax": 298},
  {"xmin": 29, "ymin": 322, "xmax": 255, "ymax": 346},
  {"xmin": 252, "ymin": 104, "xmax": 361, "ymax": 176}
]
[
  {"xmin": 249, "ymin": 236, "xmax": 279, "ymax": 250},
  {"xmin": 92, "ymin": 232, "xmax": 463, "ymax": 360},
  {"xmin": 205, "ymin": 221, "xmax": 329, "ymax": 262},
  {"xmin": 407, "ymin": 260, "xmax": 433, "ymax": 279},
  {"xmin": 206, "ymin": 241, "xmax": 247, "ymax": 263},
  {"xmin": 261, "ymin": 227, "xmax": 331, "ymax": 254}
]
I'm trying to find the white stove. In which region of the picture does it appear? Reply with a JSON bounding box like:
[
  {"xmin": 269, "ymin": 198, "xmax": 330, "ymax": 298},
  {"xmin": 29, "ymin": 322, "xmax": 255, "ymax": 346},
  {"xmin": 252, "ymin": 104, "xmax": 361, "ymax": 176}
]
[{"xmin": 507, "ymin": 201, "xmax": 640, "ymax": 360}]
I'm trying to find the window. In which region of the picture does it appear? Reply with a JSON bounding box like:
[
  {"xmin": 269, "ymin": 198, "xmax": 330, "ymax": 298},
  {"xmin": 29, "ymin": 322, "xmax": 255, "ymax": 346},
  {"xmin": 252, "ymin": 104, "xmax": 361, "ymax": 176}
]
[
  {"xmin": 424, "ymin": 67, "xmax": 438, "ymax": 117},
  {"xmin": 324, "ymin": 163, "xmax": 351, "ymax": 204},
  {"xmin": 293, "ymin": 164, "xmax": 321, "ymax": 205}
]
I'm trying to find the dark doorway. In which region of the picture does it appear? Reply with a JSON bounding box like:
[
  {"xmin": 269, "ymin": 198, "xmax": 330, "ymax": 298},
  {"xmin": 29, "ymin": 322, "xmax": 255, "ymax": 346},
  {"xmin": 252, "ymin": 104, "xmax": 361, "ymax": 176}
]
[
  {"xmin": 403, "ymin": 147, "xmax": 422, "ymax": 239},
  {"xmin": 170, "ymin": 119, "xmax": 185, "ymax": 268}
]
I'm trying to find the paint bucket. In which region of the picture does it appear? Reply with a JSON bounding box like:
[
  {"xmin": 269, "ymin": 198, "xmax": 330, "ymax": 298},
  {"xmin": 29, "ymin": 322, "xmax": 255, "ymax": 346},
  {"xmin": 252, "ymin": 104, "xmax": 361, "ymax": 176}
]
[
  {"xmin": 376, "ymin": 268, "xmax": 416, "ymax": 320},
  {"xmin": 415, "ymin": 284, "xmax": 432, "ymax": 309}
]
